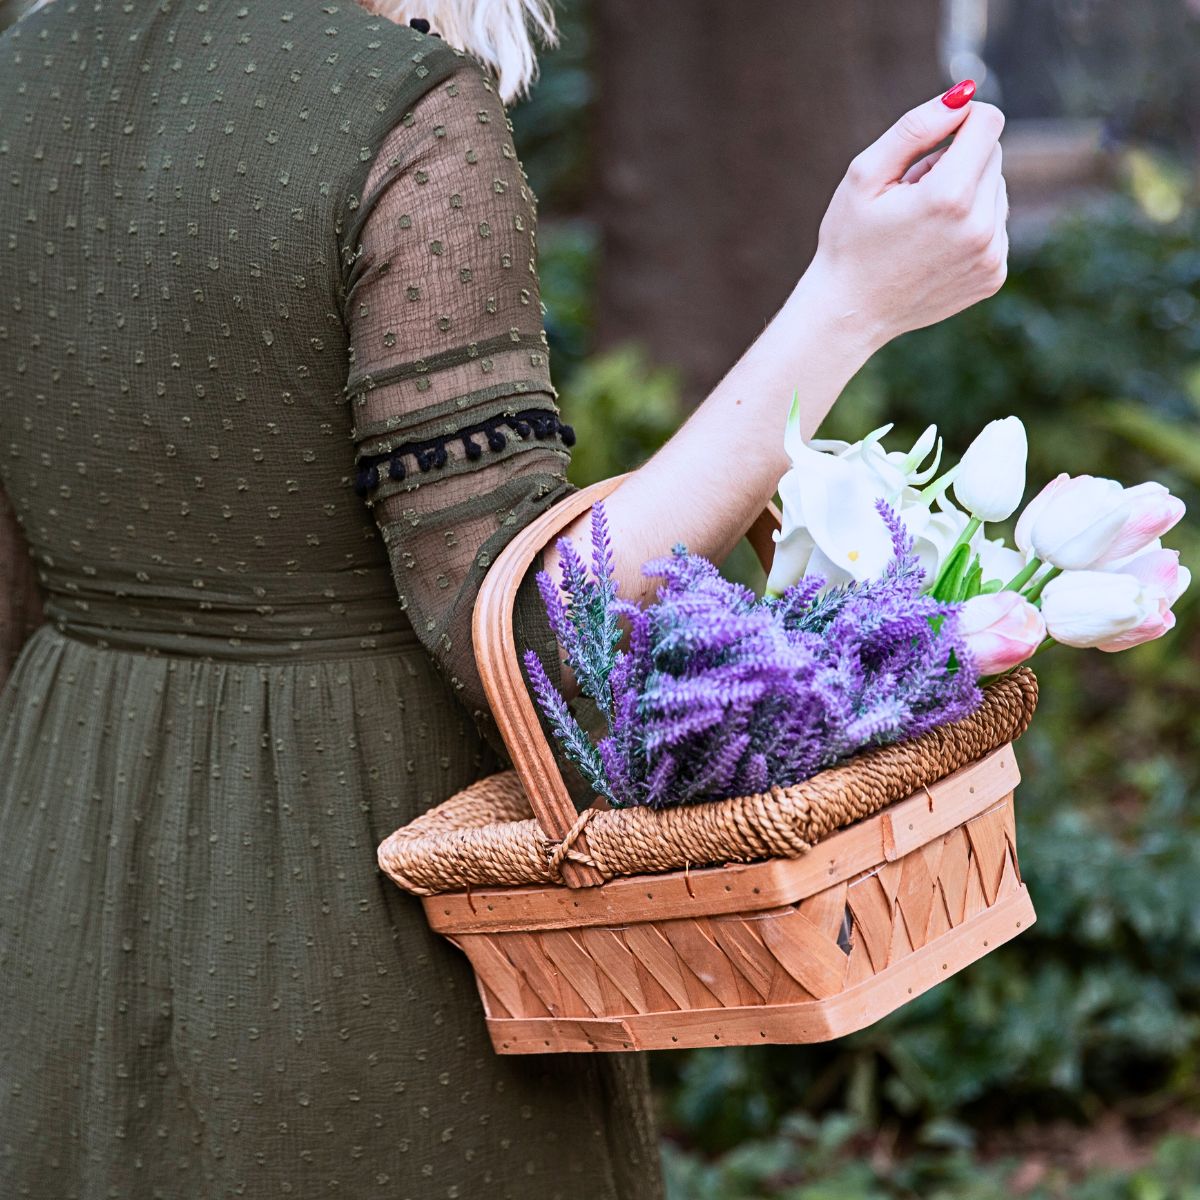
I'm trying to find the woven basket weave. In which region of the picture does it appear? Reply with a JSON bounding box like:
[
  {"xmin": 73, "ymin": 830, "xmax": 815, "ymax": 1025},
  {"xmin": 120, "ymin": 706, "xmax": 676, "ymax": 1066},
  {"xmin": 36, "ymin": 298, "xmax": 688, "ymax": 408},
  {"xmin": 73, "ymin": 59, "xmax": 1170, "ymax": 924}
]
[{"xmin": 377, "ymin": 477, "xmax": 1040, "ymax": 1054}]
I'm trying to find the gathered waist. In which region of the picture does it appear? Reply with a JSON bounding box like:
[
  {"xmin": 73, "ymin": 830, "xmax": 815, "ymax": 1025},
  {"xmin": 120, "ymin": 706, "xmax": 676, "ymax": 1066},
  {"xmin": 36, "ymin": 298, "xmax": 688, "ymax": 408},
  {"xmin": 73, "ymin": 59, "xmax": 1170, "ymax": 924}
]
[{"xmin": 39, "ymin": 565, "xmax": 422, "ymax": 662}]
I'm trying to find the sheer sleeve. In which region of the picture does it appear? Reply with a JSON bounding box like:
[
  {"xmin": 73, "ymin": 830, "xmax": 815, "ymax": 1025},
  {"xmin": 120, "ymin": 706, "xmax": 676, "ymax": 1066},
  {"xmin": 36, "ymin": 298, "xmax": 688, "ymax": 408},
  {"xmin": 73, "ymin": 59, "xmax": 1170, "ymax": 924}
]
[
  {"xmin": 342, "ymin": 57, "xmax": 576, "ymax": 753},
  {"xmin": 0, "ymin": 484, "xmax": 44, "ymax": 691}
]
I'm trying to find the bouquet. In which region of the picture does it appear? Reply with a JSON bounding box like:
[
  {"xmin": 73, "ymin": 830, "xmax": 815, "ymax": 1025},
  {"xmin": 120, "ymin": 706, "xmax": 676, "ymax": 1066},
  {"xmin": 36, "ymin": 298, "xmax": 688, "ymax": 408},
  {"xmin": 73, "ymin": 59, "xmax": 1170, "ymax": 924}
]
[
  {"xmin": 526, "ymin": 399, "xmax": 1189, "ymax": 811},
  {"xmin": 768, "ymin": 399, "xmax": 1190, "ymax": 666}
]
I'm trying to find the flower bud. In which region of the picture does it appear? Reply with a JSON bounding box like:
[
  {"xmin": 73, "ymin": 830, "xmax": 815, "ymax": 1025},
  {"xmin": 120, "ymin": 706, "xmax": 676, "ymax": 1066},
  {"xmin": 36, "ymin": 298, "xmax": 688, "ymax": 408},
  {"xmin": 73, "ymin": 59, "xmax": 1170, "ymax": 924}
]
[
  {"xmin": 959, "ymin": 591, "xmax": 1045, "ymax": 675},
  {"xmin": 1040, "ymin": 570, "xmax": 1161, "ymax": 649},
  {"xmin": 952, "ymin": 416, "xmax": 1027, "ymax": 522},
  {"xmin": 1015, "ymin": 474, "xmax": 1185, "ymax": 570}
]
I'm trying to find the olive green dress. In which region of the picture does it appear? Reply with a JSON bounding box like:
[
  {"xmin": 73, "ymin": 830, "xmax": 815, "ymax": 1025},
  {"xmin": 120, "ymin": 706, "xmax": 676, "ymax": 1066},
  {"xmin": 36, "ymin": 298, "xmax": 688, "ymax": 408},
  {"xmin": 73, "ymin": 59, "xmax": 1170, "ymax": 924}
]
[{"xmin": 0, "ymin": 2, "xmax": 663, "ymax": 1196}]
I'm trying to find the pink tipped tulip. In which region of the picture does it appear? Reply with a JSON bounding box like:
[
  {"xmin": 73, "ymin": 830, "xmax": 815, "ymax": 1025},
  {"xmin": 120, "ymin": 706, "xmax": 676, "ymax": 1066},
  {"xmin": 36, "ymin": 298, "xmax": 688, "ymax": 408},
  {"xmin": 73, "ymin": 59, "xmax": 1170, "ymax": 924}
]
[
  {"xmin": 1093, "ymin": 548, "xmax": 1191, "ymax": 652},
  {"xmin": 1014, "ymin": 474, "xmax": 1185, "ymax": 570},
  {"xmin": 1106, "ymin": 545, "xmax": 1191, "ymax": 605},
  {"xmin": 1094, "ymin": 593, "xmax": 1175, "ymax": 652},
  {"xmin": 959, "ymin": 591, "xmax": 1046, "ymax": 675},
  {"xmin": 1040, "ymin": 565, "xmax": 1189, "ymax": 652}
]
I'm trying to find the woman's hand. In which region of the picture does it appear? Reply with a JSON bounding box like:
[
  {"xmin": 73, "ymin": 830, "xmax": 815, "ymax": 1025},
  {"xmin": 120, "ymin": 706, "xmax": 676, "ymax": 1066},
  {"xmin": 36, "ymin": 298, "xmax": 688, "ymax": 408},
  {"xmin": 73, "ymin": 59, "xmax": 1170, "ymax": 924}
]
[
  {"xmin": 807, "ymin": 82, "xmax": 1008, "ymax": 352},
  {"xmin": 540, "ymin": 85, "xmax": 1010, "ymax": 647}
]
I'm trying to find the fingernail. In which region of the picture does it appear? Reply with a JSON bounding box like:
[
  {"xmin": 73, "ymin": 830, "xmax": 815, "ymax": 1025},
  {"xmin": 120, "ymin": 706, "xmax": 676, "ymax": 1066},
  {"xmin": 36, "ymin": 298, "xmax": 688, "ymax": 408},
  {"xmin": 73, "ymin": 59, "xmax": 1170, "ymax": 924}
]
[{"xmin": 941, "ymin": 79, "xmax": 976, "ymax": 109}]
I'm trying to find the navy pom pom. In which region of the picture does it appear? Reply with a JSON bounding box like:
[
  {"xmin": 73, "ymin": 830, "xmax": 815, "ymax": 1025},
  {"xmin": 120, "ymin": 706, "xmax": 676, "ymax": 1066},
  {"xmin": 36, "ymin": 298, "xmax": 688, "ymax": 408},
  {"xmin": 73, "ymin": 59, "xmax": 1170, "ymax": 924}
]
[{"xmin": 354, "ymin": 408, "xmax": 574, "ymax": 499}]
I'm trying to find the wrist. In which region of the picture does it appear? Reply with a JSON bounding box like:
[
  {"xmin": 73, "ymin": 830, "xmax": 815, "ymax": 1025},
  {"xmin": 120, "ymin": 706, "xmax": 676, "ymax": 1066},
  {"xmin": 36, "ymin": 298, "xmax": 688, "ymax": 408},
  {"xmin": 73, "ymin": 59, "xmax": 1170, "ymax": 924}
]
[{"xmin": 786, "ymin": 253, "xmax": 891, "ymax": 362}]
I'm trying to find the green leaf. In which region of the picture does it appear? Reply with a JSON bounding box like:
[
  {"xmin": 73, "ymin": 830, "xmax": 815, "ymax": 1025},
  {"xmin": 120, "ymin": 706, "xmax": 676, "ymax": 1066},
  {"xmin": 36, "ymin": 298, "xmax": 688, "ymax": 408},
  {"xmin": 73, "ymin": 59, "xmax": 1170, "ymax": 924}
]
[
  {"xmin": 930, "ymin": 543, "xmax": 970, "ymax": 603},
  {"xmin": 961, "ymin": 557, "xmax": 984, "ymax": 601}
]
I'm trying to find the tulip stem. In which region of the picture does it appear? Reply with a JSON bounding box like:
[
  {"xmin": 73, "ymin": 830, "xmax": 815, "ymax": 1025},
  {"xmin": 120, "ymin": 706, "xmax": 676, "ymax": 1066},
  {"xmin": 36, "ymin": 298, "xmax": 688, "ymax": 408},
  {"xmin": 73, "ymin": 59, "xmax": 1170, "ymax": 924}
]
[
  {"xmin": 954, "ymin": 516, "xmax": 983, "ymax": 559},
  {"xmin": 1024, "ymin": 567, "xmax": 1062, "ymax": 605},
  {"xmin": 1003, "ymin": 558, "xmax": 1042, "ymax": 594}
]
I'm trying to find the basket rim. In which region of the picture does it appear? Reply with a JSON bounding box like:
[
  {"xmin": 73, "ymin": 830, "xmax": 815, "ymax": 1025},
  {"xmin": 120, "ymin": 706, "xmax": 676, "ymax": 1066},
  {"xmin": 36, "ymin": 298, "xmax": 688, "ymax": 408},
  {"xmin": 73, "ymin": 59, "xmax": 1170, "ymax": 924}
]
[
  {"xmin": 377, "ymin": 668, "xmax": 1039, "ymax": 898},
  {"xmin": 419, "ymin": 743, "xmax": 1021, "ymax": 933}
]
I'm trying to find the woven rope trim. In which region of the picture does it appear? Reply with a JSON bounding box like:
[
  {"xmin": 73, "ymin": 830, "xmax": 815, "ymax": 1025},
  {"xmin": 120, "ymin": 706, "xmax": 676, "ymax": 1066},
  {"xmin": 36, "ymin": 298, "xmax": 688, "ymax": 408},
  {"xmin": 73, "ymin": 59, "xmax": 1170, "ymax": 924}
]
[{"xmin": 378, "ymin": 668, "xmax": 1039, "ymax": 896}]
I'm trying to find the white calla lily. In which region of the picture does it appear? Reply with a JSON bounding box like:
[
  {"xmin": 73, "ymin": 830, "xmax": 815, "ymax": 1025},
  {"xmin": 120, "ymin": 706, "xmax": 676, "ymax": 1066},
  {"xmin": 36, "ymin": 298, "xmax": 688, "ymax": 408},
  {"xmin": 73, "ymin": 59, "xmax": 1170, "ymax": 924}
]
[
  {"xmin": 767, "ymin": 441, "xmax": 896, "ymax": 593},
  {"xmin": 811, "ymin": 423, "xmax": 908, "ymax": 497},
  {"xmin": 769, "ymin": 406, "xmax": 975, "ymax": 594},
  {"xmin": 890, "ymin": 424, "xmax": 943, "ymax": 485}
]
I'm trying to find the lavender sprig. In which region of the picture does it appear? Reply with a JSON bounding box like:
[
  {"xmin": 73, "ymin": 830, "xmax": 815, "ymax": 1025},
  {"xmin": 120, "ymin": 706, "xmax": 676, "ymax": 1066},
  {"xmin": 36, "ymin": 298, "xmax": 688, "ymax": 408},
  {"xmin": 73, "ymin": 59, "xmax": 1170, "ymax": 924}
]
[
  {"xmin": 526, "ymin": 500, "xmax": 984, "ymax": 809},
  {"xmin": 523, "ymin": 647, "xmax": 612, "ymax": 801}
]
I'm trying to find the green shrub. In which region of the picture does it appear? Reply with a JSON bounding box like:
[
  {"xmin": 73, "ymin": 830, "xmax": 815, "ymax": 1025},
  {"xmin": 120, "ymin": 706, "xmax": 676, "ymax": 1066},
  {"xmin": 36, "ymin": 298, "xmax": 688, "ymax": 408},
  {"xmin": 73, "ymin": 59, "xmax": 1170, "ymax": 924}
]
[{"xmin": 662, "ymin": 1113, "xmax": 1200, "ymax": 1200}]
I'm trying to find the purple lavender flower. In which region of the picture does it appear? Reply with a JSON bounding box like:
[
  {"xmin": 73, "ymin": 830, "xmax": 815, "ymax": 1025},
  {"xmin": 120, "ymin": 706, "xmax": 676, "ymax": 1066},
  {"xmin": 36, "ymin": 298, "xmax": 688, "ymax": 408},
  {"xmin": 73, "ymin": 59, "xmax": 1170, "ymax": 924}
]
[
  {"xmin": 526, "ymin": 499, "xmax": 984, "ymax": 809},
  {"xmin": 523, "ymin": 647, "xmax": 611, "ymax": 801}
]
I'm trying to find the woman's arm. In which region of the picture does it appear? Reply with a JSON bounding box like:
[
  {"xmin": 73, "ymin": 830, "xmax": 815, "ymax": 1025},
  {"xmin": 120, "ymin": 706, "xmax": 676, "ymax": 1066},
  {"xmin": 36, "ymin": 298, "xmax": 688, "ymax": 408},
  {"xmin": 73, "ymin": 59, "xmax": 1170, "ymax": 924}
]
[{"xmin": 547, "ymin": 85, "xmax": 1009, "ymax": 608}]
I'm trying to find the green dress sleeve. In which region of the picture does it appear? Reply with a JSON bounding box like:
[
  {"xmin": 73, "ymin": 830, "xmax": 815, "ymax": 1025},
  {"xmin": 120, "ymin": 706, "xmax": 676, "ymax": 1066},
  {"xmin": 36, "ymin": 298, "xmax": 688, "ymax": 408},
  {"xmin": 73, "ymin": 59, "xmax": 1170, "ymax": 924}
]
[{"xmin": 341, "ymin": 54, "xmax": 576, "ymax": 759}]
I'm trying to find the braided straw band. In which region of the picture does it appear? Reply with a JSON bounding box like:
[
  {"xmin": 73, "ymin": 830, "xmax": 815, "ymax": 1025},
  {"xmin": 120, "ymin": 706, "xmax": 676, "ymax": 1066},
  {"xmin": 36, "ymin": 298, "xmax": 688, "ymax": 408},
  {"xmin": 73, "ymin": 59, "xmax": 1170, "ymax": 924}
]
[{"xmin": 377, "ymin": 668, "xmax": 1038, "ymax": 896}]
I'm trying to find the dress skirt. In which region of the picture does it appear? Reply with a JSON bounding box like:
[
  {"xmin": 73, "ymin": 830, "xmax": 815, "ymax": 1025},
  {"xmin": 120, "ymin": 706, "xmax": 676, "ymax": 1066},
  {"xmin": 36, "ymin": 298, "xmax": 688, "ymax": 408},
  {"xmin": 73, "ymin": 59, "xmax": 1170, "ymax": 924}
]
[{"xmin": 0, "ymin": 625, "xmax": 661, "ymax": 1199}]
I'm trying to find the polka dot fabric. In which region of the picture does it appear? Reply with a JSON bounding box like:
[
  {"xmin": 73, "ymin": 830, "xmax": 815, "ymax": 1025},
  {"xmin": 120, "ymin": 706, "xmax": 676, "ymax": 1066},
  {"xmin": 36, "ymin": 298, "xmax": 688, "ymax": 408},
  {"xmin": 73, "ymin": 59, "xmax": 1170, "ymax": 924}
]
[
  {"xmin": 0, "ymin": 2, "xmax": 663, "ymax": 1197},
  {"xmin": 344, "ymin": 46, "xmax": 580, "ymax": 748}
]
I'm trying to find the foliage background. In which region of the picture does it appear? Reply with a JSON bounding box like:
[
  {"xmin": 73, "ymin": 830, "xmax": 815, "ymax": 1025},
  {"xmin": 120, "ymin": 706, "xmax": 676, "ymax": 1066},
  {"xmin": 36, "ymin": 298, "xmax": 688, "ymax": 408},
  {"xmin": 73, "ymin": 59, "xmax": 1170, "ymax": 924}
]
[
  {"xmin": 509, "ymin": 3, "xmax": 1200, "ymax": 1195},
  {"xmin": 0, "ymin": 0, "xmax": 1194, "ymax": 1193}
]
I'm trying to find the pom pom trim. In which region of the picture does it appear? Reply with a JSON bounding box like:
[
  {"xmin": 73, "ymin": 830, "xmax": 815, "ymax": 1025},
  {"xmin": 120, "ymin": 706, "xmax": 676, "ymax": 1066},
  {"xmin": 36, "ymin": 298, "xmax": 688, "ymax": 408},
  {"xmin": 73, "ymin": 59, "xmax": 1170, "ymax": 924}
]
[{"xmin": 354, "ymin": 407, "xmax": 575, "ymax": 497}]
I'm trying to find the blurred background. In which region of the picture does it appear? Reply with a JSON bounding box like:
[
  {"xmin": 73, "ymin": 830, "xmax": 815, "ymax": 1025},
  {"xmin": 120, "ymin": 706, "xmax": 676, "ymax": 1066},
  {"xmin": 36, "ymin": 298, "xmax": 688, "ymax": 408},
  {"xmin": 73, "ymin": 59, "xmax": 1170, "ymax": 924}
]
[
  {"xmin": 510, "ymin": 1, "xmax": 1200, "ymax": 1196},
  {"xmin": 5, "ymin": 0, "xmax": 1197, "ymax": 1195}
]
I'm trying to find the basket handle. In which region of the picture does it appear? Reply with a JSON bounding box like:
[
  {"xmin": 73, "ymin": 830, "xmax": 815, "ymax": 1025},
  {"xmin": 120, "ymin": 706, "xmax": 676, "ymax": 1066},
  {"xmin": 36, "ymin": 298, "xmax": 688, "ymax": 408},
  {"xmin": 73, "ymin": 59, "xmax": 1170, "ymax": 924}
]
[{"xmin": 471, "ymin": 472, "xmax": 782, "ymax": 888}]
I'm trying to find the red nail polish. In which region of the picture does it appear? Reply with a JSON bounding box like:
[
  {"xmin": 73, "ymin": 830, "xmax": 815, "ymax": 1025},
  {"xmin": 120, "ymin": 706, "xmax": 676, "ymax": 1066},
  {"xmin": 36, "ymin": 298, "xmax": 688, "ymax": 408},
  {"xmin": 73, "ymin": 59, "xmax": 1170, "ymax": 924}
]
[{"xmin": 941, "ymin": 79, "xmax": 976, "ymax": 109}]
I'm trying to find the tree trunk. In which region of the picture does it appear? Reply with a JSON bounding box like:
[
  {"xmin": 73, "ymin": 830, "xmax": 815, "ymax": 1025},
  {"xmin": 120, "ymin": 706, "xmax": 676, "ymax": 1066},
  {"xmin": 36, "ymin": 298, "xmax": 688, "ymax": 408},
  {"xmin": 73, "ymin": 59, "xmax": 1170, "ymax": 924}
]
[{"xmin": 590, "ymin": 0, "xmax": 943, "ymax": 409}]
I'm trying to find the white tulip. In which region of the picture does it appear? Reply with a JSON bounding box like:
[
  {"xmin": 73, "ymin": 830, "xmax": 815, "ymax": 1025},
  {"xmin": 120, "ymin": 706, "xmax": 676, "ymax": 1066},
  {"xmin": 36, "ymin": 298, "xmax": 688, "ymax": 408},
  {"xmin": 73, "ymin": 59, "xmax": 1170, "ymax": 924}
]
[
  {"xmin": 952, "ymin": 416, "xmax": 1028, "ymax": 522},
  {"xmin": 1015, "ymin": 474, "xmax": 1186, "ymax": 570},
  {"xmin": 1040, "ymin": 570, "xmax": 1159, "ymax": 648}
]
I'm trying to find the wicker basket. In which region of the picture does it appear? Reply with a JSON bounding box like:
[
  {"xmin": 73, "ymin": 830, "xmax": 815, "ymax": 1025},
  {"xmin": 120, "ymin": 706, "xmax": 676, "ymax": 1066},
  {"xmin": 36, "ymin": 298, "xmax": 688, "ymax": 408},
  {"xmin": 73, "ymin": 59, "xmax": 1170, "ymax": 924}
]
[{"xmin": 378, "ymin": 478, "xmax": 1039, "ymax": 1054}]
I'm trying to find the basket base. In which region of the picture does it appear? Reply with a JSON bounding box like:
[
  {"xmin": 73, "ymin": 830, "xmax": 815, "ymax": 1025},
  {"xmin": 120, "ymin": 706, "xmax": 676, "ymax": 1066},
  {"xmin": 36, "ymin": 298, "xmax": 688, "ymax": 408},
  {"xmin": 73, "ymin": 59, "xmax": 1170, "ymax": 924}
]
[{"xmin": 484, "ymin": 886, "xmax": 1035, "ymax": 1053}]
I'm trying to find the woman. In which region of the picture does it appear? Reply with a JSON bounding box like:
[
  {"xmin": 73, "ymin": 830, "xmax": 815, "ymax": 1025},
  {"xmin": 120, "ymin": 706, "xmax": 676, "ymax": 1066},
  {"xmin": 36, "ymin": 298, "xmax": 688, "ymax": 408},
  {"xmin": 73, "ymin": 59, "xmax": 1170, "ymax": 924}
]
[{"xmin": 0, "ymin": 0, "xmax": 1007, "ymax": 1195}]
